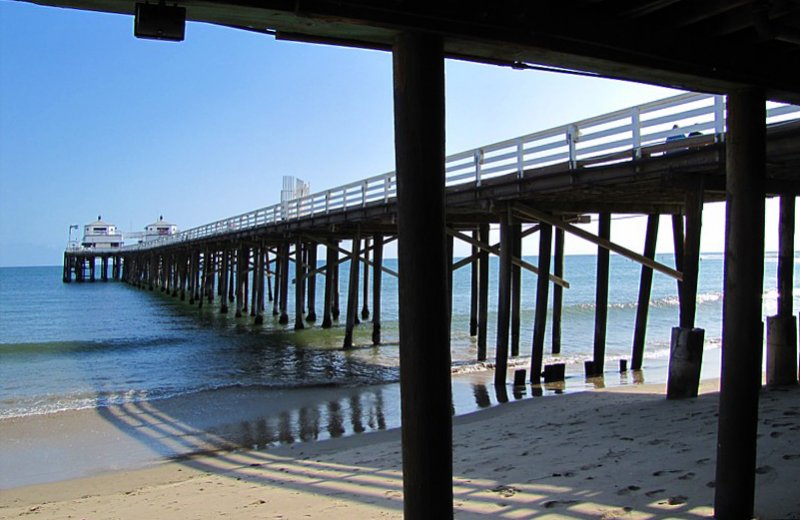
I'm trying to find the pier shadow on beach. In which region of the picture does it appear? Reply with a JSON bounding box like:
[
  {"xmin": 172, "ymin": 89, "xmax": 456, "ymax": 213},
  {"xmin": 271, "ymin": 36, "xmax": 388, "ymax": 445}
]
[{"xmin": 84, "ymin": 379, "xmax": 800, "ymax": 519}]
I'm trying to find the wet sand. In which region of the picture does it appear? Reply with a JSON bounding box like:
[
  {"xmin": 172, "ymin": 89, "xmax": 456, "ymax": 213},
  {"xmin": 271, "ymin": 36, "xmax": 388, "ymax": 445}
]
[{"xmin": 1, "ymin": 377, "xmax": 798, "ymax": 519}]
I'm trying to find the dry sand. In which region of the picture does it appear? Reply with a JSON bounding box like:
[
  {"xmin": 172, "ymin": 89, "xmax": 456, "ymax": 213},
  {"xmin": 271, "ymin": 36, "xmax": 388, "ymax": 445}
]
[{"xmin": 1, "ymin": 379, "xmax": 799, "ymax": 519}]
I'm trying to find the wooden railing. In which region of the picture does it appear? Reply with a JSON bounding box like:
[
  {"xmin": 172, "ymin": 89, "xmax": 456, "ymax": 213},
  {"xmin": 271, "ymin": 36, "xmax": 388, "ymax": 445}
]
[{"xmin": 121, "ymin": 93, "xmax": 799, "ymax": 251}]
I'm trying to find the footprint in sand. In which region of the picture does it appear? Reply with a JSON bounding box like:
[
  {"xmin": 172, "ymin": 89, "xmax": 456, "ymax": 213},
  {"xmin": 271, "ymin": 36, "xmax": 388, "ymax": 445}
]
[
  {"xmin": 782, "ymin": 454, "xmax": 800, "ymax": 460},
  {"xmin": 755, "ymin": 465, "xmax": 774, "ymax": 475},
  {"xmin": 652, "ymin": 469, "xmax": 681, "ymax": 477},
  {"xmin": 543, "ymin": 500, "xmax": 579, "ymax": 509},
  {"xmin": 678, "ymin": 472, "xmax": 695, "ymax": 480},
  {"xmin": 695, "ymin": 458, "xmax": 711, "ymax": 466},
  {"xmin": 645, "ymin": 489, "xmax": 666, "ymax": 497},
  {"xmin": 615, "ymin": 485, "xmax": 641, "ymax": 496}
]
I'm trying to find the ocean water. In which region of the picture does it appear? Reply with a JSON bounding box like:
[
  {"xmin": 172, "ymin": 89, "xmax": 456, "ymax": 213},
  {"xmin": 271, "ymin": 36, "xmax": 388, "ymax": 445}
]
[{"xmin": 0, "ymin": 253, "xmax": 797, "ymax": 420}]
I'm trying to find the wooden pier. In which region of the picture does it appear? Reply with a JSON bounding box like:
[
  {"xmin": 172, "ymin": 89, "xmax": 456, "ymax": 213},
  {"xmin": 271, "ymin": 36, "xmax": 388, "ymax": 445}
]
[
  {"xmin": 38, "ymin": 1, "xmax": 800, "ymax": 515},
  {"xmin": 64, "ymin": 93, "xmax": 800, "ymax": 369}
]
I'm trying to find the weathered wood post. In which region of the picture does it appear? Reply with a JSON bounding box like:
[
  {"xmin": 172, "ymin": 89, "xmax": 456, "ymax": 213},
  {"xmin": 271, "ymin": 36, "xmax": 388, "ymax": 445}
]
[
  {"xmin": 332, "ymin": 243, "xmax": 341, "ymax": 321},
  {"xmin": 219, "ymin": 249, "xmax": 229, "ymax": 314},
  {"xmin": 477, "ymin": 222, "xmax": 490, "ymax": 361},
  {"xmin": 714, "ymin": 87, "xmax": 766, "ymax": 520},
  {"xmin": 767, "ymin": 194, "xmax": 797, "ymax": 386},
  {"xmin": 361, "ymin": 237, "xmax": 370, "ymax": 320},
  {"xmin": 393, "ymin": 31, "xmax": 452, "ymax": 519},
  {"xmin": 89, "ymin": 256, "xmax": 96, "ymax": 282},
  {"xmin": 590, "ymin": 213, "xmax": 611, "ymax": 376},
  {"xmin": 279, "ymin": 242, "xmax": 290, "ymax": 325},
  {"xmin": 510, "ymin": 222, "xmax": 522, "ymax": 357},
  {"xmin": 372, "ymin": 234, "xmax": 384, "ymax": 345},
  {"xmin": 255, "ymin": 245, "xmax": 265, "ymax": 325},
  {"xmin": 551, "ymin": 227, "xmax": 565, "ymax": 354},
  {"xmin": 63, "ymin": 253, "xmax": 71, "ymax": 283},
  {"xmin": 236, "ymin": 246, "xmax": 248, "ymax": 317},
  {"xmin": 631, "ymin": 215, "xmax": 660, "ymax": 370},
  {"xmin": 495, "ymin": 212, "xmax": 513, "ymax": 386},
  {"xmin": 668, "ymin": 188, "xmax": 705, "ymax": 398},
  {"xmin": 322, "ymin": 242, "xmax": 336, "ymax": 329},
  {"xmin": 265, "ymin": 249, "xmax": 273, "ymax": 303},
  {"xmin": 272, "ymin": 247, "xmax": 281, "ymax": 316},
  {"xmin": 101, "ymin": 256, "xmax": 109, "ymax": 282},
  {"xmin": 343, "ymin": 232, "xmax": 361, "ymax": 348},
  {"xmin": 469, "ymin": 229, "xmax": 479, "ymax": 337},
  {"xmin": 306, "ymin": 242, "xmax": 318, "ymax": 322},
  {"xmin": 295, "ymin": 239, "xmax": 305, "ymax": 330},
  {"xmin": 531, "ymin": 222, "xmax": 553, "ymax": 383}
]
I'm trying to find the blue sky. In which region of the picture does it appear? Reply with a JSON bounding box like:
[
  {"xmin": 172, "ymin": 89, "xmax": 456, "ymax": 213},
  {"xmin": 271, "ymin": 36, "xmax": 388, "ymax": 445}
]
[{"xmin": 0, "ymin": 2, "xmax": 795, "ymax": 266}]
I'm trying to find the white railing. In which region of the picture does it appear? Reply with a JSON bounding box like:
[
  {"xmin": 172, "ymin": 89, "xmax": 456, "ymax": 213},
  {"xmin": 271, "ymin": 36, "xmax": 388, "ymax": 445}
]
[{"xmin": 122, "ymin": 93, "xmax": 799, "ymax": 252}]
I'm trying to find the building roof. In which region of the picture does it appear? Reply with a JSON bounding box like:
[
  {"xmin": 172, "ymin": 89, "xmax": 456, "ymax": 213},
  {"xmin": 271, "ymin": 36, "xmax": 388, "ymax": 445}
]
[
  {"xmin": 86, "ymin": 215, "xmax": 114, "ymax": 228},
  {"xmin": 146, "ymin": 216, "xmax": 175, "ymax": 228}
]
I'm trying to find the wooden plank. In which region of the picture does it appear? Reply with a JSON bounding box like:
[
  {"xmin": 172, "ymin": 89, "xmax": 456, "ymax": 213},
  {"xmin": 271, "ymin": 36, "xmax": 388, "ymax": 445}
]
[
  {"xmin": 447, "ymin": 228, "xmax": 569, "ymax": 288},
  {"xmin": 513, "ymin": 203, "xmax": 683, "ymax": 281}
]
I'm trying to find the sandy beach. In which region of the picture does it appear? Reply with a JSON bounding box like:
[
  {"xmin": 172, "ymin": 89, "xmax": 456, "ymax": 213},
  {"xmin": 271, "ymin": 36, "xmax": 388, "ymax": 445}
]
[{"xmin": 1, "ymin": 377, "xmax": 798, "ymax": 519}]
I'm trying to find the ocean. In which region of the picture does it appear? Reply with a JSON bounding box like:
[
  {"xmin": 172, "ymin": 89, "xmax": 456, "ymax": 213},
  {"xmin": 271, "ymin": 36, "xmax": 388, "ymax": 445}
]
[
  {"xmin": 0, "ymin": 252, "xmax": 796, "ymax": 430},
  {"xmin": 0, "ymin": 254, "xmax": 800, "ymax": 418}
]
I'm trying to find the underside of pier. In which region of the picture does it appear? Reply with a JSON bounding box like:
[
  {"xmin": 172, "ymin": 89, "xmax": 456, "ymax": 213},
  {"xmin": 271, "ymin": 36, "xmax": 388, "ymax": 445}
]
[{"xmin": 40, "ymin": 1, "xmax": 800, "ymax": 518}]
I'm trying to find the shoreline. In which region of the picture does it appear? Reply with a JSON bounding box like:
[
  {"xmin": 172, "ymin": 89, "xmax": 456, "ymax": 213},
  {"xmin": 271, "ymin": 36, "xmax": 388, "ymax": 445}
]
[
  {"xmin": 0, "ymin": 348, "xmax": 722, "ymax": 490},
  {"xmin": 1, "ymin": 379, "xmax": 798, "ymax": 519}
]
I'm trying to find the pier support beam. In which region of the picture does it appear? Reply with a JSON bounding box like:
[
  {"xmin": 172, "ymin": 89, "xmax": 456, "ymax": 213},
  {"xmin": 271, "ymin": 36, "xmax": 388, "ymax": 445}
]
[
  {"xmin": 393, "ymin": 32, "xmax": 452, "ymax": 519},
  {"xmin": 531, "ymin": 223, "xmax": 552, "ymax": 383},
  {"xmin": 255, "ymin": 246, "xmax": 265, "ymax": 325},
  {"xmin": 510, "ymin": 223, "xmax": 522, "ymax": 357},
  {"xmin": 322, "ymin": 242, "xmax": 337, "ymax": 329},
  {"xmin": 680, "ymin": 187, "xmax": 704, "ymax": 329},
  {"xmin": 332, "ymin": 246, "xmax": 341, "ymax": 321},
  {"xmin": 767, "ymin": 195, "xmax": 797, "ymax": 387},
  {"xmin": 279, "ymin": 243, "xmax": 290, "ymax": 325},
  {"xmin": 631, "ymin": 215, "xmax": 660, "ymax": 370},
  {"xmin": 551, "ymin": 228, "xmax": 565, "ymax": 354},
  {"xmin": 372, "ymin": 234, "xmax": 384, "ymax": 345},
  {"xmin": 343, "ymin": 232, "xmax": 361, "ymax": 348},
  {"xmin": 295, "ymin": 239, "xmax": 305, "ymax": 330},
  {"xmin": 591, "ymin": 213, "xmax": 611, "ymax": 376},
  {"xmin": 477, "ymin": 222, "xmax": 490, "ymax": 361},
  {"xmin": 714, "ymin": 87, "xmax": 766, "ymax": 520},
  {"xmin": 306, "ymin": 242, "xmax": 318, "ymax": 322},
  {"xmin": 469, "ymin": 230, "xmax": 479, "ymax": 337},
  {"xmin": 495, "ymin": 213, "xmax": 513, "ymax": 386},
  {"xmin": 361, "ymin": 237, "xmax": 370, "ymax": 320}
]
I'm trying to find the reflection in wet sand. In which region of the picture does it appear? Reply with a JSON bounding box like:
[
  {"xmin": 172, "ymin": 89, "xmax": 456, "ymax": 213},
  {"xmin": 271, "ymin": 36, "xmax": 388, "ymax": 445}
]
[{"xmin": 229, "ymin": 388, "xmax": 390, "ymax": 450}]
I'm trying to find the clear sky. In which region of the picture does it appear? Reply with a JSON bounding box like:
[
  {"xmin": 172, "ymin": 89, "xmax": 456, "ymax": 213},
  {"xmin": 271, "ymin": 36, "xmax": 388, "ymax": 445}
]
[{"xmin": 0, "ymin": 1, "xmax": 796, "ymax": 266}]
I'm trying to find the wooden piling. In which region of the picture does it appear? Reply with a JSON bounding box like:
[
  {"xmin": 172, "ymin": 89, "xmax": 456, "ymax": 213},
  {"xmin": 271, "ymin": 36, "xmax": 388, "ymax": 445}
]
[
  {"xmin": 306, "ymin": 242, "xmax": 318, "ymax": 322},
  {"xmin": 332, "ymin": 243, "xmax": 341, "ymax": 321},
  {"xmin": 592, "ymin": 213, "xmax": 611, "ymax": 376},
  {"xmin": 495, "ymin": 214, "xmax": 513, "ymax": 386},
  {"xmin": 361, "ymin": 237, "xmax": 370, "ymax": 320},
  {"xmin": 766, "ymin": 194, "xmax": 797, "ymax": 386},
  {"xmin": 714, "ymin": 87, "xmax": 766, "ymax": 519},
  {"xmin": 630, "ymin": 215, "xmax": 659, "ymax": 370},
  {"xmin": 551, "ymin": 227, "xmax": 564, "ymax": 354},
  {"xmin": 372, "ymin": 234, "xmax": 383, "ymax": 345},
  {"xmin": 531, "ymin": 222, "xmax": 552, "ymax": 383},
  {"xmin": 477, "ymin": 222, "xmax": 490, "ymax": 361},
  {"xmin": 510, "ymin": 222, "xmax": 522, "ymax": 357},
  {"xmin": 322, "ymin": 242, "xmax": 336, "ymax": 329},
  {"xmin": 101, "ymin": 256, "xmax": 109, "ymax": 282},
  {"xmin": 469, "ymin": 229, "xmax": 479, "ymax": 337},
  {"xmin": 393, "ymin": 32, "xmax": 452, "ymax": 519},
  {"xmin": 295, "ymin": 239, "xmax": 305, "ymax": 330},
  {"xmin": 279, "ymin": 242, "xmax": 290, "ymax": 325},
  {"xmin": 778, "ymin": 195, "xmax": 795, "ymax": 319},
  {"xmin": 343, "ymin": 233, "xmax": 361, "ymax": 348},
  {"xmin": 680, "ymin": 188, "xmax": 704, "ymax": 328},
  {"xmin": 255, "ymin": 245, "xmax": 265, "ymax": 324},
  {"xmin": 273, "ymin": 247, "xmax": 281, "ymax": 316}
]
